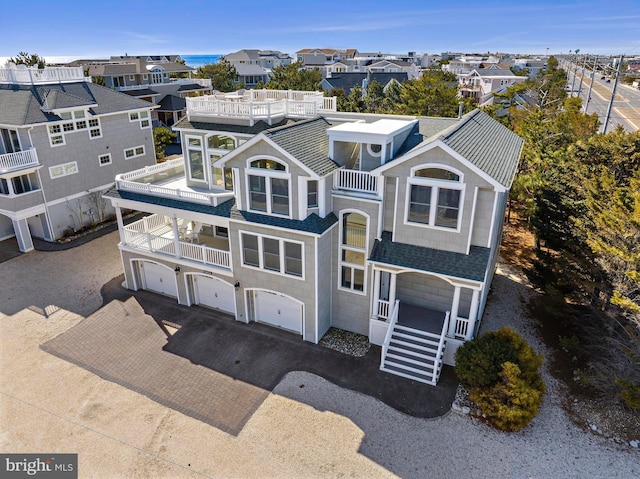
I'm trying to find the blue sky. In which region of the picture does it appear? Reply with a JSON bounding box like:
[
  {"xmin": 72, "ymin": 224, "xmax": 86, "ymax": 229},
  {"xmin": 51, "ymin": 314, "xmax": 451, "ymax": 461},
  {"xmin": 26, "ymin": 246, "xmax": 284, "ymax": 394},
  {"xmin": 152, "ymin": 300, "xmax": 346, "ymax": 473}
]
[{"xmin": 1, "ymin": 0, "xmax": 638, "ymax": 62}]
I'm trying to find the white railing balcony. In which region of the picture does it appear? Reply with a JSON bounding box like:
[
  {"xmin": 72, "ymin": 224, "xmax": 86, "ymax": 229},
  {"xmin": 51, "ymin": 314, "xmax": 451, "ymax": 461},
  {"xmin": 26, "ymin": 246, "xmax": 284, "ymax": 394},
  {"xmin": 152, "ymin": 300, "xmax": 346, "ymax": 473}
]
[
  {"xmin": 186, "ymin": 88, "xmax": 336, "ymax": 124},
  {"xmin": 0, "ymin": 65, "xmax": 88, "ymax": 85},
  {"xmin": 123, "ymin": 226, "xmax": 231, "ymax": 271},
  {"xmin": 0, "ymin": 148, "xmax": 39, "ymax": 174},
  {"xmin": 376, "ymin": 299, "xmax": 391, "ymax": 319},
  {"xmin": 453, "ymin": 316, "xmax": 472, "ymax": 340},
  {"xmin": 333, "ymin": 169, "xmax": 379, "ymax": 195},
  {"xmin": 115, "ymin": 159, "xmax": 233, "ymax": 207}
]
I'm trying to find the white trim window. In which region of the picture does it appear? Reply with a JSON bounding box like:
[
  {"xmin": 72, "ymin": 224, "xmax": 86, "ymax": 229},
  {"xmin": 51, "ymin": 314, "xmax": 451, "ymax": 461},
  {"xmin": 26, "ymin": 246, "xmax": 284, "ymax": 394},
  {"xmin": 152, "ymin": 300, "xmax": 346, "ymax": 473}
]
[
  {"xmin": 48, "ymin": 124, "xmax": 65, "ymax": 147},
  {"xmin": 88, "ymin": 118, "xmax": 102, "ymax": 139},
  {"xmin": 186, "ymin": 135, "xmax": 205, "ymax": 182},
  {"xmin": 241, "ymin": 232, "xmax": 303, "ymax": 278},
  {"xmin": 124, "ymin": 145, "xmax": 145, "ymax": 160},
  {"xmin": 307, "ymin": 180, "xmax": 318, "ymax": 208},
  {"xmin": 129, "ymin": 111, "xmax": 151, "ymax": 129},
  {"xmin": 246, "ymin": 158, "xmax": 290, "ymax": 217},
  {"xmin": 339, "ymin": 212, "xmax": 367, "ymax": 293},
  {"xmin": 49, "ymin": 161, "xmax": 78, "ymax": 179},
  {"xmin": 406, "ymin": 165, "xmax": 464, "ymax": 230},
  {"xmin": 98, "ymin": 153, "xmax": 112, "ymax": 166}
]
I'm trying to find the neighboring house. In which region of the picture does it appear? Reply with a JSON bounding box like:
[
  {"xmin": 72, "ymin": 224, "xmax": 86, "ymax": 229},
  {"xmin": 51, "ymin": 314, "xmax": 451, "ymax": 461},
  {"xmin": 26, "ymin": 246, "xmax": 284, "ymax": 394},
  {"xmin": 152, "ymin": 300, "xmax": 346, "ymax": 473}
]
[
  {"xmin": 70, "ymin": 56, "xmax": 212, "ymax": 127},
  {"xmin": 321, "ymin": 72, "xmax": 409, "ymax": 96},
  {"xmin": 296, "ymin": 48, "xmax": 344, "ymax": 68},
  {"xmin": 458, "ymin": 68, "xmax": 526, "ymax": 106},
  {"xmin": 0, "ymin": 64, "xmax": 157, "ymax": 252},
  {"xmin": 225, "ymin": 49, "xmax": 293, "ymax": 87},
  {"xmin": 103, "ymin": 87, "xmax": 522, "ymax": 386}
]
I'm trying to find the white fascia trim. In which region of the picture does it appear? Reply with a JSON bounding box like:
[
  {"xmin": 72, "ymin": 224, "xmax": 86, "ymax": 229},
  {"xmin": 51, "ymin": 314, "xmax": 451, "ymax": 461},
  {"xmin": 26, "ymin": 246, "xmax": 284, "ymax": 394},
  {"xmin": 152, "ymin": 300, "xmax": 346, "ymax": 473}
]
[
  {"xmin": 369, "ymin": 261, "xmax": 484, "ymax": 289},
  {"xmin": 373, "ymin": 139, "xmax": 507, "ymax": 192},
  {"xmin": 314, "ymin": 235, "xmax": 319, "ymax": 343},
  {"xmin": 0, "ymin": 203, "xmax": 46, "ymax": 220},
  {"xmin": 466, "ymin": 185, "xmax": 479, "ymax": 255}
]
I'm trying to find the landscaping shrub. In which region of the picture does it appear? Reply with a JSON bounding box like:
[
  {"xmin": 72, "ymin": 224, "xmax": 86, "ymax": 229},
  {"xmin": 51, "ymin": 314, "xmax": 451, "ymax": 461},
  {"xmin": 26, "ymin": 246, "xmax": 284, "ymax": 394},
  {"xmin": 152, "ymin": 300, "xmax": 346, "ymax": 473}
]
[{"xmin": 455, "ymin": 327, "xmax": 546, "ymax": 431}]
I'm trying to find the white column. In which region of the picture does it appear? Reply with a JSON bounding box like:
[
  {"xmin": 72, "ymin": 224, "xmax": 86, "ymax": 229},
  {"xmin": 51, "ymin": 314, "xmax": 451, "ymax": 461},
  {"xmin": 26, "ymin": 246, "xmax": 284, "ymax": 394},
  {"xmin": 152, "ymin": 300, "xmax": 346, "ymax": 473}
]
[
  {"xmin": 115, "ymin": 207, "xmax": 125, "ymax": 244},
  {"xmin": 371, "ymin": 269, "xmax": 381, "ymax": 317},
  {"xmin": 467, "ymin": 289, "xmax": 480, "ymax": 340},
  {"xmin": 448, "ymin": 286, "xmax": 461, "ymax": 337},
  {"xmin": 12, "ymin": 218, "xmax": 33, "ymax": 252},
  {"xmin": 389, "ymin": 273, "xmax": 397, "ymax": 306},
  {"xmin": 172, "ymin": 216, "xmax": 182, "ymax": 258}
]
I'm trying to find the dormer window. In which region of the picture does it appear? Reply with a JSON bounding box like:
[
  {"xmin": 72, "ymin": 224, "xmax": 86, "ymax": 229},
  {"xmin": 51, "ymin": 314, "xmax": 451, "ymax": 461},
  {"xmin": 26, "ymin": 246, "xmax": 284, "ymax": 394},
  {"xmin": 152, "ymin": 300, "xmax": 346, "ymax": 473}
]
[
  {"xmin": 247, "ymin": 157, "xmax": 290, "ymax": 216},
  {"xmin": 406, "ymin": 166, "xmax": 464, "ymax": 230}
]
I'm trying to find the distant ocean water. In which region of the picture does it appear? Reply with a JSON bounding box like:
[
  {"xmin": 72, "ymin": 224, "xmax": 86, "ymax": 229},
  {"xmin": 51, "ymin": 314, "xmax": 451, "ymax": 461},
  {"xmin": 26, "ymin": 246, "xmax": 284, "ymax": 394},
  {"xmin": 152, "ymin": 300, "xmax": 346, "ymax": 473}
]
[{"xmin": 182, "ymin": 54, "xmax": 222, "ymax": 69}]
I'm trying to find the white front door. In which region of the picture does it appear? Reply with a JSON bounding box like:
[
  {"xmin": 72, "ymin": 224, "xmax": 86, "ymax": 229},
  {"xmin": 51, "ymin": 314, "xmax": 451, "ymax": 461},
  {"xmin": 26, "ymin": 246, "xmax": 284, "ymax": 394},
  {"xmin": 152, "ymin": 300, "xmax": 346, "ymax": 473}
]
[
  {"xmin": 254, "ymin": 290, "xmax": 302, "ymax": 334},
  {"xmin": 192, "ymin": 275, "xmax": 235, "ymax": 316},
  {"xmin": 140, "ymin": 261, "xmax": 177, "ymax": 297}
]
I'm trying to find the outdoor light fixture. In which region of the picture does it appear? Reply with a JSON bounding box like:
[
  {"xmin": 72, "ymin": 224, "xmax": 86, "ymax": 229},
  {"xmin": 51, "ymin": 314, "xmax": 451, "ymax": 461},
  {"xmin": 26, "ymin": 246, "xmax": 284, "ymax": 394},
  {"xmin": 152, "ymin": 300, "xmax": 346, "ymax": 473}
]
[
  {"xmin": 234, "ymin": 281, "xmax": 240, "ymax": 288},
  {"xmin": 174, "ymin": 265, "xmax": 181, "ymax": 272}
]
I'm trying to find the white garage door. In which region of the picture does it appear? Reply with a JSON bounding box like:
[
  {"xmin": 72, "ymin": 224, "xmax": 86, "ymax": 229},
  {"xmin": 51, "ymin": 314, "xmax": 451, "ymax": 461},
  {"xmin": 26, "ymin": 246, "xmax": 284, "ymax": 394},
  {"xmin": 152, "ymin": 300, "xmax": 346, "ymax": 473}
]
[
  {"xmin": 192, "ymin": 275, "xmax": 235, "ymax": 315},
  {"xmin": 254, "ymin": 290, "xmax": 302, "ymax": 334},
  {"xmin": 140, "ymin": 261, "xmax": 177, "ymax": 297}
]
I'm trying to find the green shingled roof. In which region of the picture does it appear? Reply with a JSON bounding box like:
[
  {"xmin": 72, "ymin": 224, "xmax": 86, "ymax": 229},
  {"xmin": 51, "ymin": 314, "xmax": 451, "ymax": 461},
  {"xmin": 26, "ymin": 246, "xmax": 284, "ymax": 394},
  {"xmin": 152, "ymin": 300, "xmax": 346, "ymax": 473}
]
[
  {"xmin": 369, "ymin": 232, "xmax": 490, "ymax": 282},
  {"xmin": 424, "ymin": 109, "xmax": 523, "ymax": 188},
  {"xmin": 264, "ymin": 117, "xmax": 339, "ymax": 177}
]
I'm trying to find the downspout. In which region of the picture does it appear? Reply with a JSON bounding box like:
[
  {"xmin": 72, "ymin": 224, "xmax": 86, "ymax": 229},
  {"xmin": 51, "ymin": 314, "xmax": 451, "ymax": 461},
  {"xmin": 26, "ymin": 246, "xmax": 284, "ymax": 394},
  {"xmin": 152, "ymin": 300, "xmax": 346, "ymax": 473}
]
[{"xmin": 28, "ymin": 126, "xmax": 55, "ymax": 241}]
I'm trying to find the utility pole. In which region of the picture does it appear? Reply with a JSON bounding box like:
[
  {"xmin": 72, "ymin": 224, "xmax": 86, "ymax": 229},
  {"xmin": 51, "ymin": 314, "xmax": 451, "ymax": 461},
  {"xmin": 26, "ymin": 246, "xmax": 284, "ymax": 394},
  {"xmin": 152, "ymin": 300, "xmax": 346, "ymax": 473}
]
[
  {"xmin": 577, "ymin": 55, "xmax": 588, "ymax": 97},
  {"xmin": 570, "ymin": 49, "xmax": 580, "ymax": 94},
  {"xmin": 603, "ymin": 54, "xmax": 623, "ymax": 133},
  {"xmin": 584, "ymin": 56, "xmax": 597, "ymax": 113}
]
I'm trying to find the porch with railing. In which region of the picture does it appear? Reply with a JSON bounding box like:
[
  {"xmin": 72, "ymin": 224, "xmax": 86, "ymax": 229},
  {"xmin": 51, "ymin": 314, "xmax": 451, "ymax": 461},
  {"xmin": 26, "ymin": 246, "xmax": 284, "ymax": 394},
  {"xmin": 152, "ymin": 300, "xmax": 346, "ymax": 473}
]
[
  {"xmin": 122, "ymin": 214, "xmax": 231, "ymax": 270},
  {"xmin": 0, "ymin": 148, "xmax": 39, "ymax": 174},
  {"xmin": 115, "ymin": 158, "xmax": 233, "ymax": 207}
]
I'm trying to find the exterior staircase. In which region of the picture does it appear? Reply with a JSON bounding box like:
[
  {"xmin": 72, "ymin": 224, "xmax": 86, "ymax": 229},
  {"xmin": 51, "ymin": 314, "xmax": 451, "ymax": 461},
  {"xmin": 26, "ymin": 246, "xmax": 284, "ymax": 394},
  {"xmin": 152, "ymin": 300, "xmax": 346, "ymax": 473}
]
[{"xmin": 380, "ymin": 306, "xmax": 449, "ymax": 386}]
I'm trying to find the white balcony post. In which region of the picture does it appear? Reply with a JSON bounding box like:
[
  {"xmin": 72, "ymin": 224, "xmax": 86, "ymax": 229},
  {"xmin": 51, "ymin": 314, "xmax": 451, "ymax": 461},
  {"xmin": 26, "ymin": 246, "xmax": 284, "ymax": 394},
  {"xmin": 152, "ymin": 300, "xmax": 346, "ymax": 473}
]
[
  {"xmin": 389, "ymin": 273, "xmax": 397, "ymax": 307},
  {"xmin": 372, "ymin": 269, "xmax": 381, "ymax": 317},
  {"xmin": 466, "ymin": 289, "xmax": 480, "ymax": 340},
  {"xmin": 448, "ymin": 286, "xmax": 461, "ymax": 337},
  {"xmin": 115, "ymin": 207, "xmax": 126, "ymax": 244},
  {"xmin": 171, "ymin": 217, "xmax": 182, "ymax": 258}
]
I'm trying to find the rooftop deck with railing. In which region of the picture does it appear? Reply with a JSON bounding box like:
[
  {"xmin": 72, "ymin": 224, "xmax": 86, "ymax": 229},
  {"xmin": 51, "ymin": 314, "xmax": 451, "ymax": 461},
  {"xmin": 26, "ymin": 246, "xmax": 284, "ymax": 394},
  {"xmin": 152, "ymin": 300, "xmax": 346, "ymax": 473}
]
[
  {"xmin": 116, "ymin": 78, "xmax": 212, "ymax": 92},
  {"xmin": 186, "ymin": 88, "xmax": 337, "ymax": 125},
  {"xmin": 0, "ymin": 65, "xmax": 90, "ymax": 85}
]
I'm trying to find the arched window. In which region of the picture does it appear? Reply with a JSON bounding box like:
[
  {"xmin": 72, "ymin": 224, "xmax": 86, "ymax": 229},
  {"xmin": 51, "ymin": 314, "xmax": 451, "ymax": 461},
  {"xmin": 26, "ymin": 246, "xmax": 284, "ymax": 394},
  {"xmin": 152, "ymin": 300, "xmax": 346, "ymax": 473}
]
[
  {"xmin": 339, "ymin": 212, "xmax": 367, "ymax": 293},
  {"xmin": 250, "ymin": 158, "xmax": 286, "ymax": 170},
  {"xmin": 406, "ymin": 165, "xmax": 464, "ymax": 229}
]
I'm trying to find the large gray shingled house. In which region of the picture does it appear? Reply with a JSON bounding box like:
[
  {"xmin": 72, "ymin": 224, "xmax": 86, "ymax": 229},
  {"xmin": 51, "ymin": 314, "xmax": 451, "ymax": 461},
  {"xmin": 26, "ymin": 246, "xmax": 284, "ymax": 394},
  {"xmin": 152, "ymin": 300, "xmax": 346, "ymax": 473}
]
[
  {"xmin": 0, "ymin": 64, "xmax": 157, "ymax": 251},
  {"xmin": 103, "ymin": 88, "xmax": 523, "ymax": 385}
]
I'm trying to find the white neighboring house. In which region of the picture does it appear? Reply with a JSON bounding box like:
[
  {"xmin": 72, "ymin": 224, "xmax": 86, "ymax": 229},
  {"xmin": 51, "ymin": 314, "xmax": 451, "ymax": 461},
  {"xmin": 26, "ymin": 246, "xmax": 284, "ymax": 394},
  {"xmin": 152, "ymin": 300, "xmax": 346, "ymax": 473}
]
[
  {"xmin": 458, "ymin": 68, "xmax": 526, "ymax": 105},
  {"xmin": 0, "ymin": 63, "xmax": 157, "ymax": 251},
  {"xmin": 104, "ymin": 87, "xmax": 523, "ymax": 386},
  {"xmin": 225, "ymin": 49, "xmax": 293, "ymax": 87}
]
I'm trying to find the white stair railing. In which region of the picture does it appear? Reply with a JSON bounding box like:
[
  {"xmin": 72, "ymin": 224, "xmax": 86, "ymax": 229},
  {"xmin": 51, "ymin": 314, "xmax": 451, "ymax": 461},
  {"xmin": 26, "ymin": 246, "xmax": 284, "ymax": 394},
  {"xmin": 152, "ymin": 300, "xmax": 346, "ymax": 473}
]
[
  {"xmin": 380, "ymin": 299, "xmax": 400, "ymax": 368},
  {"xmin": 432, "ymin": 311, "xmax": 451, "ymax": 383}
]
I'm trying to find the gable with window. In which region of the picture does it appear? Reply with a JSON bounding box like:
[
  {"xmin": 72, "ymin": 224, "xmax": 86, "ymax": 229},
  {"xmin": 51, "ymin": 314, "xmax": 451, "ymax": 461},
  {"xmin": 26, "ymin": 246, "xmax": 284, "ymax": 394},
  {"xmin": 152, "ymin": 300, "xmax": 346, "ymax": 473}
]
[
  {"xmin": 129, "ymin": 111, "xmax": 151, "ymax": 129},
  {"xmin": 406, "ymin": 165, "xmax": 464, "ymax": 230},
  {"xmin": 246, "ymin": 157, "xmax": 290, "ymax": 216}
]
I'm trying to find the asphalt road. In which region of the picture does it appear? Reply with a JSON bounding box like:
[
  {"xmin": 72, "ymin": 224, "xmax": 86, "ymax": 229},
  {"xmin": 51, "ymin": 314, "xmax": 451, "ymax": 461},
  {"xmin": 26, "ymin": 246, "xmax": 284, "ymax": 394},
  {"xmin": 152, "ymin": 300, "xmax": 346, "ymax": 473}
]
[{"xmin": 562, "ymin": 60, "xmax": 640, "ymax": 133}]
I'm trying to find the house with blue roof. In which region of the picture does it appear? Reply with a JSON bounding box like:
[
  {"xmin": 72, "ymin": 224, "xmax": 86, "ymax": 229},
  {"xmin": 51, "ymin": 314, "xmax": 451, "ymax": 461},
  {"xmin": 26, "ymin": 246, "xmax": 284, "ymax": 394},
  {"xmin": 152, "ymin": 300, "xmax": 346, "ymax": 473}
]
[{"xmin": 104, "ymin": 87, "xmax": 523, "ymax": 385}]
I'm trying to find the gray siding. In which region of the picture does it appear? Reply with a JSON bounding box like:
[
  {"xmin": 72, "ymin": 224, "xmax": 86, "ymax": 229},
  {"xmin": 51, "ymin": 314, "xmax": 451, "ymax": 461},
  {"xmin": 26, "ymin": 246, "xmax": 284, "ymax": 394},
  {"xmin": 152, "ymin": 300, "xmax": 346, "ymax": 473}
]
[
  {"xmin": 396, "ymin": 272, "xmax": 454, "ymax": 313},
  {"xmin": 0, "ymin": 214, "xmax": 14, "ymax": 239},
  {"xmin": 382, "ymin": 146, "xmax": 494, "ymax": 254},
  {"xmin": 470, "ymin": 188, "xmax": 495, "ymax": 247},
  {"xmin": 228, "ymin": 220, "xmax": 318, "ymax": 341},
  {"xmin": 0, "ymin": 189, "xmax": 43, "ymax": 212},
  {"xmin": 29, "ymin": 114, "xmax": 155, "ymax": 203},
  {"xmin": 316, "ymin": 230, "xmax": 334, "ymax": 340}
]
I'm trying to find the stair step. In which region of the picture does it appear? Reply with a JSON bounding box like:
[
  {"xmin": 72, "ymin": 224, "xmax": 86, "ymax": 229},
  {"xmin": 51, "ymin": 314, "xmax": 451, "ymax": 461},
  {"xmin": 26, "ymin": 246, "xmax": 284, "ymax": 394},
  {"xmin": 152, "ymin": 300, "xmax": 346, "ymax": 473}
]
[
  {"xmin": 394, "ymin": 324, "xmax": 442, "ymax": 340},
  {"xmin": 388, "ymin": 345, "xmax": 436, "ymax": 360},
  {"xmin": 384, "ymin": 357, "xmax": 434, "ymax": 374},
  {"xmin": 381, "ymin": 364, "xmax": 435, "ymax": 385},
  {"xmin": 386, "ymin": 352, "xmax": 435, "ymax": 367},
  {"xmin": 391, "ymin": 331, "xmax": 440, "ymax": 348}
]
